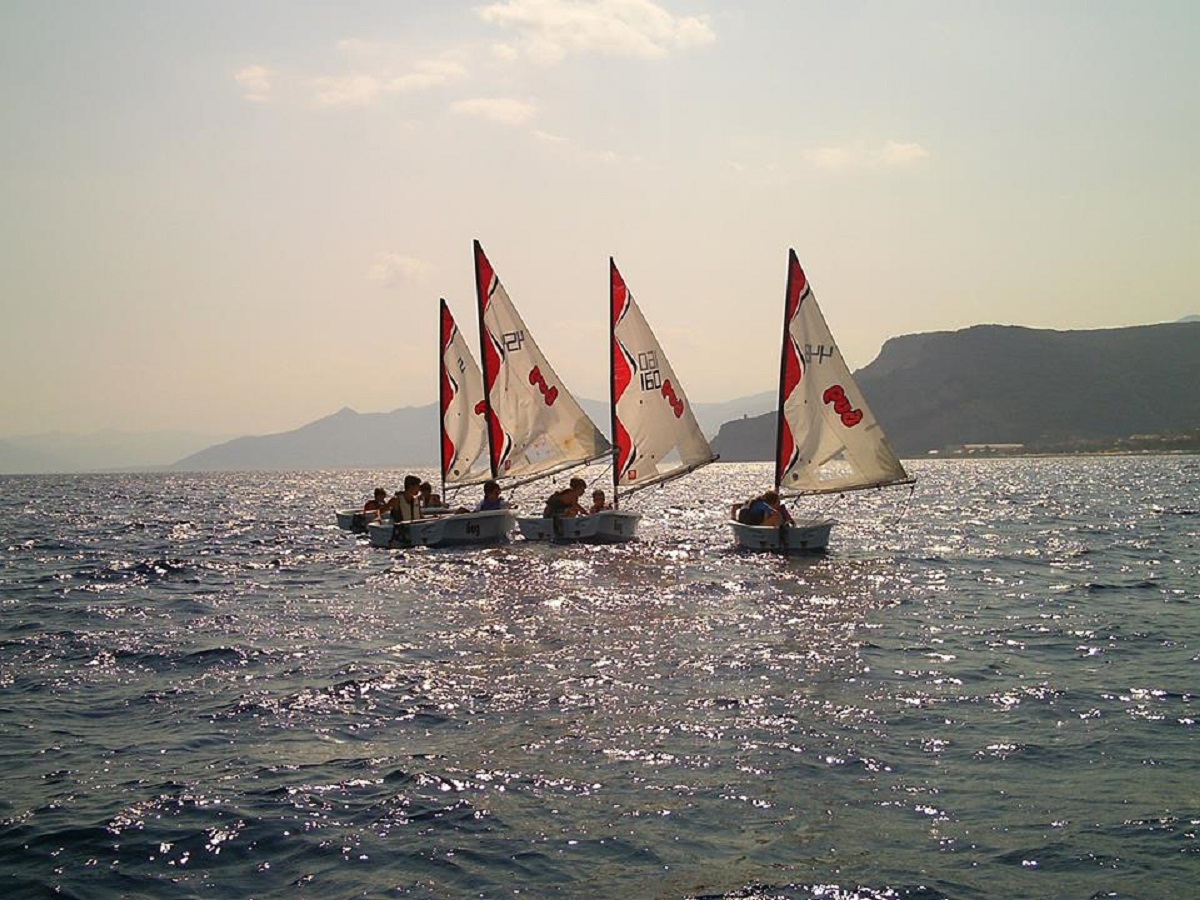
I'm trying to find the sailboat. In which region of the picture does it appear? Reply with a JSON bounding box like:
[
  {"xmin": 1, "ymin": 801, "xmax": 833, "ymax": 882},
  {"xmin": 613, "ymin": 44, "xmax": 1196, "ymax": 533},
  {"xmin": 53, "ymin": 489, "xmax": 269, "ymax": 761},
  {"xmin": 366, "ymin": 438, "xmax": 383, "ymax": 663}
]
[
  {"xmin": 368, "ymin": 298, "xmax": 516, "ymax": 548},
  {"xmin": 514, "ymin": 257, "xmax": 717, "ymax": 542},
  {"xmin": 729, "ymin": 249, "xmax": 913, "ymax": 552},
  {"xmin": 473, "ymin": 240, "xmax": 615, "ymax": 541}
]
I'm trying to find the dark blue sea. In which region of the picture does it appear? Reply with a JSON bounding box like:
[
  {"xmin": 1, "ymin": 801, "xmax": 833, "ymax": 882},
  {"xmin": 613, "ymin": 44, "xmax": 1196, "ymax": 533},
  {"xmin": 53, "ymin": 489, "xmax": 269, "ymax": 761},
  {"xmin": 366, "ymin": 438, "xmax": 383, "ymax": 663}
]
[{"xmin": 2, "ymin": 457, "xmax": 1197, "ymax": 899}]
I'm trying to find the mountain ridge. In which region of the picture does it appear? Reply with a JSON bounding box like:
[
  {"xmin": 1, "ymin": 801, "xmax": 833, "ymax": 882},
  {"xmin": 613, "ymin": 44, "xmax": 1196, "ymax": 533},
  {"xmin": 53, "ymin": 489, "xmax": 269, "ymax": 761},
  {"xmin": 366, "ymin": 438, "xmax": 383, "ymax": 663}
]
[
  {"xmin": 167, "ymin": 393, "xmax": 776, "ymax": 472},
  {"xmin": 712, "ymin": 321, "xmax": 1200, "ymax": 459},
  {"xmin": 4, "ymin": 322, "xmax": 1196, "ymax": 474}
]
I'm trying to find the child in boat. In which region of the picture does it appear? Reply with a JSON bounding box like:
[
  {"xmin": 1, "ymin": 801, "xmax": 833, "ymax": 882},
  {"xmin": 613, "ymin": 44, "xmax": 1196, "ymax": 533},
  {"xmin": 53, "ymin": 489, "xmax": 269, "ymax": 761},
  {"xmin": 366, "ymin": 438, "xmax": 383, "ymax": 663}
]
[
  {"xmin": 418, "ymin": 482, "xmax": 443, "ymax": 511},
  {"xmin": 363, "ymin": 487, "xmax": 388, "ymax": 513},
  {"xmin": 735, "ymin": 491, "xmax": 793, "ymax": 527},
  {"xmin": 389, "ymin": 475, "xmax": 424, "ymax": 522},
  {"xmin": 543, "ymin": 478, "xmax": 587, "ymax": 518},
  {"xmin": 475, "ymin": 480, "xmax": 511, "ymax": 511},
  {"xmin": 588, "ymin": 490, "xmax": 610, "ymax": 514}
]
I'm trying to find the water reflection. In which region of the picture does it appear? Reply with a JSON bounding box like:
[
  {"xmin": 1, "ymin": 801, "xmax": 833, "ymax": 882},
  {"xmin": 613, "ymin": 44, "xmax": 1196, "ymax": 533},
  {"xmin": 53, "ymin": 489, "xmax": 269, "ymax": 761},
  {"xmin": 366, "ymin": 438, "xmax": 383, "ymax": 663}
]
[{"xmin": 1, "ymin": 458, "xmax": 1197, "ymax": 897}]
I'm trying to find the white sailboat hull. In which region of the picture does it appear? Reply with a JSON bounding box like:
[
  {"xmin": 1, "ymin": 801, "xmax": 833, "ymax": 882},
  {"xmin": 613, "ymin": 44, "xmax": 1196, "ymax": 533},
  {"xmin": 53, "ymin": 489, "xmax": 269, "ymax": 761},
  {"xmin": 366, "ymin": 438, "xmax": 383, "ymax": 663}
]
[
  {"xmin": 367, "ymin": 510, "xmax": 516, "ymax": 548},
  {"xmin": 728, "ymin": 517, "xmax": 834, "ymax": 553},
  {"xmin": 517, "ymin": 510, "xmax": 642, "ymax": 543},
  {"xmin": 336, "ymin": 509, "xmax": 387, "ymax": 532}
]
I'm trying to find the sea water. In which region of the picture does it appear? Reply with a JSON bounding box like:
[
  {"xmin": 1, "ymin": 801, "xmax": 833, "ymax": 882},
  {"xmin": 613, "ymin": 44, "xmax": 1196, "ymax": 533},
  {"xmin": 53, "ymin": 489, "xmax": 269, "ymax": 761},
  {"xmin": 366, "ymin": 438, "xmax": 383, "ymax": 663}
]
[{"xmin": 0, "ymin": 457, "xmax": 1196, "ymax": 899}]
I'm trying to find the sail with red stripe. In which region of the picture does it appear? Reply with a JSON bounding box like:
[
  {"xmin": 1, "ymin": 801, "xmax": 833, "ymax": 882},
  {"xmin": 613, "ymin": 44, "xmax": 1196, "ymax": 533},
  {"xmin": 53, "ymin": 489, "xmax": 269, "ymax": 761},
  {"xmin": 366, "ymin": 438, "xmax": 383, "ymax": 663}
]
[
  {"xmin": 776, "ymin": 249, "xmax": 909, "ymax": 494},
  {"xmin": 610, "ymin": 258, "xmax": 715, "ymax": 494},
  {"xmin": 439, "ymin": 298, "xmax": 490, "ymax": 487},
  {"xmin": 473, "ymin": 240, "xmax": 608, "ymax": 482}
]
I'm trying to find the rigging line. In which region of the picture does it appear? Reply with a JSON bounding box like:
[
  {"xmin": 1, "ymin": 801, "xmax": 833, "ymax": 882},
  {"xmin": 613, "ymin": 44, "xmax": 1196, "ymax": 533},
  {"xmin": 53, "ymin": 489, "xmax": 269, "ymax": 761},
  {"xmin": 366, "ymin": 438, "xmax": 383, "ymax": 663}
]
[
  {"xmin": 591, "ymin": 457, "xmax": 615, "ymax": 485},
  {"xmin": 889, "ymin": 480, "xmax": 918, "ymax": 525},
  {"xmin": 620, "ymin": 457, "xmax": 718, "ymax": 500},
  {"xmin": 817, "ymin": 491, "xmax": 845, "ymax": 518}
]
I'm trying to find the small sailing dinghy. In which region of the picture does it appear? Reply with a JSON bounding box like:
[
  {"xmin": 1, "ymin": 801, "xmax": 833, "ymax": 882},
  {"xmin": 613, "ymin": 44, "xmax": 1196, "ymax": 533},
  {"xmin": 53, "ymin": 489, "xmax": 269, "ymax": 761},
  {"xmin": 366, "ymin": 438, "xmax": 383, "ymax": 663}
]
[
  {"xmin": 516, "ymin": 258, "xmax": 717, "ymax": 542},
  {"xmin": 472, "ymin": 240, "xmax": 619, "ymax": 542},
  {"xmin": 368, "ymin": 299, "xmax": 516, "ymax": 548},
  {"xmin": 730, "ymin": 249, "xmax": 913, "ymax": 552}
]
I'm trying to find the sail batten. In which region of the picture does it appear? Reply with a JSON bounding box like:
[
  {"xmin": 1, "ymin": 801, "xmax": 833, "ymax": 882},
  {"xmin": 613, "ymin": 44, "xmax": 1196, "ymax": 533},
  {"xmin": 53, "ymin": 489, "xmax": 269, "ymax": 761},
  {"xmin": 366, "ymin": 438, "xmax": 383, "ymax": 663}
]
[{"xmin": 776, "ymin": 249, "xmax": 910, "ymax": 495}]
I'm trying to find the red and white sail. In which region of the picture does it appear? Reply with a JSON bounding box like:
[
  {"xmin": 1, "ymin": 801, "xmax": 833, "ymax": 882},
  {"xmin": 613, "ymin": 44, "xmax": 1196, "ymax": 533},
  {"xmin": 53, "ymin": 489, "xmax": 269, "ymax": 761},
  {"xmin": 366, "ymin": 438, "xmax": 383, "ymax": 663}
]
[
  {"xmin": 776, "ymin": 249, "xmax": 910, "ymax": 494},
  {"xmin": 611, "ymin": 259, "xmax": 715, "ymax": 493},
  {"xmin": 439, "ymin": 298, "xmax": 490, "ymax": 487},
  {"xmin": 474, "ymin": 240, "xmax": 609, "ymax": 482}
]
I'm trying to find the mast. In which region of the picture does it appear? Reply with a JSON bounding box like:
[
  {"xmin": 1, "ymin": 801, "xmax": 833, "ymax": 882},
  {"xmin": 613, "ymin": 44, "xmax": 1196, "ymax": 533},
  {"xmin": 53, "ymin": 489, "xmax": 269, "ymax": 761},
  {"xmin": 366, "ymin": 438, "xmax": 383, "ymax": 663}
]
[
  {"xmin": 773, "ymin": 249, "xmax": 797, "ymax": 491},
  {"xmin": 438, "ymin": 298, "xmax": 450, "ymax": 501},
  {"xmin": 473, "ymin": 239, "xmax": 499, "ymax": 480},
  {"xmin": 609, "ymin": 256, "xmax": 620, "ymax": 510}
]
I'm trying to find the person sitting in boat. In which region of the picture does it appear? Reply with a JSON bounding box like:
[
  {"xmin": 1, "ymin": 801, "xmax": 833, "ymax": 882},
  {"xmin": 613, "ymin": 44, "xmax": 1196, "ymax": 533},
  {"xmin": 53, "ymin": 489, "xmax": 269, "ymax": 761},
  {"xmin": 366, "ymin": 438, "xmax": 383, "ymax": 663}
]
[
  {"xmin": 588, "ymin": 489, "xmax": 611, "ymax": 514},
  {"xmin": 363, "ymin": 487, "xmax": 388, "ymax": 513},
  {"xmin": 735, "ymin": 490, "xmax": 794, "ymax": 527},
  {"xmin": 475, "ymin": 479, "xmax": 511, "ymax": 511},
  {"xmin": 388, "ymin": 475, "xmax": 423, "ymax": 523},
  {"xmin": 543, "ymin": 477, "xmax": 587, "ymax": 518},
  {"xmin": 418, "ymin": 481, "xmax": 444, "ymax": 513}
]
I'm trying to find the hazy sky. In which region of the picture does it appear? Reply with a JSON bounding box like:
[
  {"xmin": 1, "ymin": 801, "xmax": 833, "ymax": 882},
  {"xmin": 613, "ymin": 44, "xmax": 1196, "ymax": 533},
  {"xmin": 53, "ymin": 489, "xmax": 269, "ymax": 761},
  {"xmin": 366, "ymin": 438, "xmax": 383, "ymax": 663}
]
[{"xmin": 3, "ymin": 1, "xmax": 1197, "ymax": 438}]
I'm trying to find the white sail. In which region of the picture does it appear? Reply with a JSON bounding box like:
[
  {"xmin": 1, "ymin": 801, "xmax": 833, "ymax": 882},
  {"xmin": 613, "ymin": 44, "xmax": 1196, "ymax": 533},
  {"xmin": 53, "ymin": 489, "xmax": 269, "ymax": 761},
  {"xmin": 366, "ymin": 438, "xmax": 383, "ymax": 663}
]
[
  {"xmin": 440, "ymin": 299, "xmax": 490, "ymax": 486},
  {"xmin": 777, "ymin": 249, "xmax": 910, "ymax": 494},
  {"xmin": 611, "ymin": 258, "xmax": 715, "ymax": 493},
  {"xmin": 474, "ymin": 240, "xmax": 609, "ymax": 482}
]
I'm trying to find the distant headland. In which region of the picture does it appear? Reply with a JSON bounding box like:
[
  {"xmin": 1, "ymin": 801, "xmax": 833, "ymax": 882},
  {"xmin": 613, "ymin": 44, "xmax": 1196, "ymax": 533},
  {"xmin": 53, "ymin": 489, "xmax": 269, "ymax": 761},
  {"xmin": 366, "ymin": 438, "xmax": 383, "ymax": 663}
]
[{"xmin": 713, "ymin": 321, "xmax": 1200, "ymax": 460}]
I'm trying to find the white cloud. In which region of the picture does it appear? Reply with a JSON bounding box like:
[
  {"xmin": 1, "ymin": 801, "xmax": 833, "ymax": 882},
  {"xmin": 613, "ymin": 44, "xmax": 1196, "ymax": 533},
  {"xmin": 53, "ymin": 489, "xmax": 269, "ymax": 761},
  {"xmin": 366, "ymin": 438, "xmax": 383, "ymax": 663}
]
[
  {"xmin": 392, "ymin": 58, "xmax": 468, "ymax": 91},
  {"xmin": 368, "ymin": 254, "xmax": 434, "ymax": 287},
  {"xmin": 235, "ymin": 65, "xmax": 274, "ymax": 103},
  {"xmin": 451, "ymin": 97, "xmax": 539, "ymax": 125},
  {"xmin": 879, "ymin": 140, "xmax": 931, "ymax": 165},
  {"xmin": 804, "ymin": 140, "xmax": 931, "ymax": 170},
  {"xmin": 311, "ymin": 47, "xmax": 468, "ymax": 107},
  {"xmin": 491, "ymin": 42, "xmax": 521, "ymax": 62},
  {"xmin": 478, "ymin": 0, "xmax": 715, "ymax": 66},
  {"xmin": 532, "ymin": 128, "xmax": 625, "ymax": 163}
]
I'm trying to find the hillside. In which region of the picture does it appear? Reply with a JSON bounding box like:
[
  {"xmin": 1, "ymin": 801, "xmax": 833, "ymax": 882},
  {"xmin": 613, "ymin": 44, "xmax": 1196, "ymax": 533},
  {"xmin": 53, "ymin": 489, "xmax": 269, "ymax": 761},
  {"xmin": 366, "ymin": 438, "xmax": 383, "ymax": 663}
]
[
  {"xmin": 0, "ymin": 439, "xmax": 68, "ymax": 475},
  {"xmin": 171, "ymin": 405, "xmax": 439, "ymax": 471},
  {"xmin": 0, "ymin": 429, "xmax": 228, "ymax": 475},
  {"xmin": 712, "ymin": 322, "xmax": 1200, "ymax": 459},
  {"xmin": 168, "ymin": 392, "xmax": 776, "ymax": 473}
]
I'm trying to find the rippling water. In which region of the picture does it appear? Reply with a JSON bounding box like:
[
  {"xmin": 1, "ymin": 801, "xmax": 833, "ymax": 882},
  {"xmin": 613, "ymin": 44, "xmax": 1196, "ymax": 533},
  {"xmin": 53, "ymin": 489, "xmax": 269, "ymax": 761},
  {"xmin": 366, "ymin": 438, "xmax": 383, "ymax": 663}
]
[{"xmin": 1, "ymin": 457, "xmax": 1197, "ymax": 898}]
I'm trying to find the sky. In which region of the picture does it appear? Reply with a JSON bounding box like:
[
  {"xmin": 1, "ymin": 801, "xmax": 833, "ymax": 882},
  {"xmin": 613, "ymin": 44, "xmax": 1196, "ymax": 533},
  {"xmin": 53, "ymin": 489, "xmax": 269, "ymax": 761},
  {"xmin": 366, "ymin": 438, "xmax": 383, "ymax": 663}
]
[{"xmin": 2, "ymin": 0, "xmax": 1197, "ymax": 439}]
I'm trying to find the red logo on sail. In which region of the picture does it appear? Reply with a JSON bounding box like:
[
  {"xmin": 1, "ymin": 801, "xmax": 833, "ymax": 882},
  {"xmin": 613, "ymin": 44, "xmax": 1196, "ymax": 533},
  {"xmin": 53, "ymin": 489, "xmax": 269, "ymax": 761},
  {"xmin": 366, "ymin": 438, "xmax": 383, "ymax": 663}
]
[
  {"xmin": 661, "ymin": 379, "xmax": 684, "ymax": 418},
  {"xmin": 823, "ymin": 385, "xmax": 863, "ymax": 427},
  {"xmin": 528, "ymin": 366, "xmax": 558, "ymax": 406}
]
